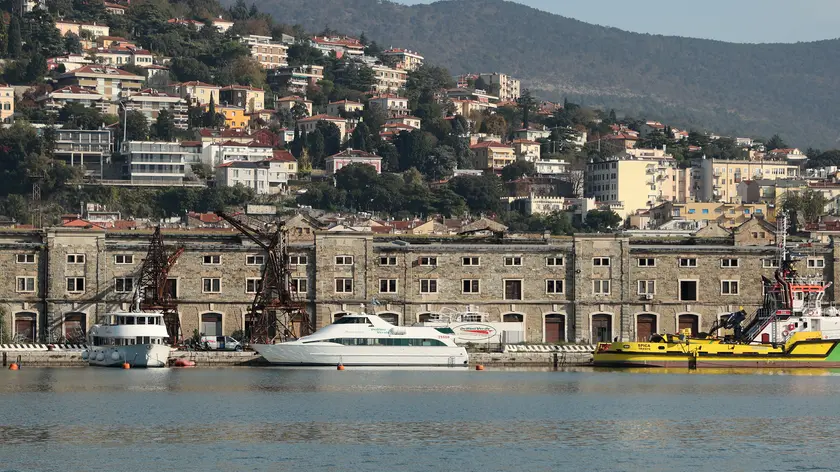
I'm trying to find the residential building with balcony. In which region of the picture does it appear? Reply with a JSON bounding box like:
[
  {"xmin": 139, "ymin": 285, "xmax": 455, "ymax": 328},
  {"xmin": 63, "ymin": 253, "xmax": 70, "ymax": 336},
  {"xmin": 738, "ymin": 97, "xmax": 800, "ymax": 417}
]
[
  {"xmin": 270, "ymin": 65, "xmax": 324, "ymax": 93},
  {"xmin": 123, "ymin": 89, "xmax": 189, "ymax": 129},
  {"xmin": 123, "ymin": 141, "xmax": 202, "ymax": 183},
  {"xmin": 371, "ymin": 64, "xmax": 407, "ymax": 93},
  {"xmin": 694, "ymin": 158, "xmax": 800, "ymax": 203},
  {"xmin": 512, "ymin": 139, "xmax": 541, "ymax": 162},
  {"xmin": 217, "ymin": 105, "xmax": 248, "ymax": 129},
  {"xmin": 534, "ymin": 159, "xmax": 569, "ymax": 175},
  {"xmin": 381, "ymin": 48, "xmax": 424, "ymax": 71},
  {"xmin": 297, "ymin": 114, "xmax": 348, "ymax": 141},
  {"xmin": 219, "ymin": 85, "xmax": 265, "ymax": 113},
  {"xmin": 240, "ymin": 35, "xmax": 288, "ymax": 69},
  {"xmin": 51, "ymin": 128, "xmax": 113, "ymax": 179},
  {"xmin": 384, "ymin": 115, "xmax": 420, "ymax": 129},
  {"xmin": 169, "ymin": 81, "xmax": 221, "ymax": 106},
  {"xmin": 0, "ymin": 84, "xmax": 14, "ymax": 123},
  {"xmin": 47, "ymin": 54, "xmax": 94, "ymax": 72},
  {"xmin": 767, "ymin": 147, "xmax": 808, "ymax": 162},
  {"xmin": 368, "ymin": 95, "xmax": 409, "ymax": 118},
  {"xmin": 325, "ymin": 149, "xmax": 382, "ymax": 175},
  {"xmin": 470, "ymin": 141, "xmax": 516, "ymax": 170},
  {"xmin": 215, "ymin": 150, "xmax": 297, "ymax": 194},
  {"xmin": 276, "ymin": 95, "xmax": 313, "ymax": 116},
  {"xmin": 55, "ymin": 21, "xmax": 110, "ymax": 38},
  {"xmin": 310, "ymin": 35, "xmax": 364, "ymax": 58},
  {"xmin": 478, "ymin": 72, "xmax": 521, "ymax": 101},
  {"xmin": 87, "ymin": 45, "xmax": 153, "ymax": 67},
  {"xmin": 35, "ymin": 86, "xmax": 110, "ymax": 115},
  {"xmin": 56, "ymin": 65, "xmax": 144, "ymax": 101},
  {"xmin": 201, "ymin": 140, "xmax": 273, "ymax": 167},
  {"xmin": 649, "ymin": 201, "xmax": 772, "ymax": 228},
  {"xmin": 327, "ymin": 100, "xmax": 364, "ymax": 117}
]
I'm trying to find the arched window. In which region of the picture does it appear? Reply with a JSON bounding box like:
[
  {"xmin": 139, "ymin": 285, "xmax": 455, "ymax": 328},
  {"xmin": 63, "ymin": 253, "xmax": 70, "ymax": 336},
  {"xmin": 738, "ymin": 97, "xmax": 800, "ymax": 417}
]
[
  {"xmin": 503, "ymin": 313, "xmax": 524, "ymax": 322},
  {"xmin": 678, "ymin": 314, "xmax": 699, "ymax": 336},
  {"xmin": 333, "ymin": 312, "xmax": 349, "ymax": 323},
  {"xmin": 63, "ymin": 312, "xmax": 87, "ymax": 343},
  {"xmin": 378, "ymin": 312, "xmax": 399, "ymax": 325},
  {"xmin": 418, "ymin": 313, "xmax": 433, "ymax": 323}
]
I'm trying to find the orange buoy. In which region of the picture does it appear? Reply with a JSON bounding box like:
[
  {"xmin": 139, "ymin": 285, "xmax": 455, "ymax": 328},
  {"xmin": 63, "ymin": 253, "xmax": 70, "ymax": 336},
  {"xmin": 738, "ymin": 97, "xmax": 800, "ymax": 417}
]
[
  {"xmin": 122, "ymin": 363, "xmax": 131, "ymax": 369},
  {"xmin": 173, "ymin": 359, "xmax": 196, "ymax": 367},
  {"xmin": 337, "ymin": 363, "xmax": 345, "ymax": 371},
  {"xmin": 8, "ymin": 363, "xmax": 19, "ymax": 371},
  {"xmin": 475, "ymin": 365, "xmax": 485, "ymax": 371}
]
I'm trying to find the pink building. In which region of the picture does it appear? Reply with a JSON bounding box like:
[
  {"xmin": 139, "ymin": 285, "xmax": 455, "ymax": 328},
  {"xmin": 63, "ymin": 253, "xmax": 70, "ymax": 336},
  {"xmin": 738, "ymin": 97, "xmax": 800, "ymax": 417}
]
[{"xmin": 325, "ymin": 149, "xmax": 382, "ymax": 175}]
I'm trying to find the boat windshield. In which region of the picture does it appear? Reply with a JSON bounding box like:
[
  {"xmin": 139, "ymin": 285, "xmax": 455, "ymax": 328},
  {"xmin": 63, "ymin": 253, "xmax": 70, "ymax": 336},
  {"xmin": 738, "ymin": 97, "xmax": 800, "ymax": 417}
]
[
  {"xmin": 334, "ymin": 317, "xmax": 371, "ymax": 325},
  {"xmin": 434, "ymin": 327, "xmax": 455, "ymax": 334}
]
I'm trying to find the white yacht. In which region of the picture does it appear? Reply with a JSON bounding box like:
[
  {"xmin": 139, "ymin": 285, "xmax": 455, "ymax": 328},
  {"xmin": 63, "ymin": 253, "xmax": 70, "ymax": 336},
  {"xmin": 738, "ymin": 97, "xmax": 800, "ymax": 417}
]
[
  {"xmin": 253, "ymin": 313, "xmax": 469, "ymax": 368},
  {"xmin": 82, "ymin": 312, "xmax": 171, "ymax": 367}
]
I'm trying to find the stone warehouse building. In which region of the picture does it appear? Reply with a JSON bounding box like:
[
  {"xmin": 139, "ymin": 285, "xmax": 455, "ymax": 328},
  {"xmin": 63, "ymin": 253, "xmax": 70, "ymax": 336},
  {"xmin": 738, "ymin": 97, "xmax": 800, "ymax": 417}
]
[{"xmin": 0, "ymin": 226, "xmax": 836, "ymax": 345}]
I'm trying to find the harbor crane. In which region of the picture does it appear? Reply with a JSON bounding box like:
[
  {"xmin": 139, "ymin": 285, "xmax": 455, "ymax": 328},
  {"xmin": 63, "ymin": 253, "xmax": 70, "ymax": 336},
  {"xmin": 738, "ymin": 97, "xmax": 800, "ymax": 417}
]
[{"xmin": 135, "ymin": 227, "xmax": 184, "ymax": 343}]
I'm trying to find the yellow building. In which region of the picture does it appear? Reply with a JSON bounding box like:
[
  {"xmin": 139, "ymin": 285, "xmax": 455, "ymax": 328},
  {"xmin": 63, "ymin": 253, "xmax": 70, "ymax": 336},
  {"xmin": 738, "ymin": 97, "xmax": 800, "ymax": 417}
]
[
  {"xmin": 695, "ymin": 158, "xmax": 800, "ymax": 203},
  {"xmin": 381, "ymin": 48, "xmax": 424, "ymax": 71},
  {"xmin": 219, "ymin": 85, "xmax": 265, "ymax": 113},
  {"xmin": 170, "ymin": 81, "xmax": 221, "ymax": 107},
  {"xmin": 470, "ymin": 141, "xmax": 516, "ymax": 170},
  {"xmin": 650, "ymin": 201, "xmax": 772, "ymax": 228},
  {"xmin": 55, "ymin": 65, "xmax": 144, "ymax": 100},
  {"xmin": 586, "ymin": 149, "xmax": 680, "ymax": 219},
  {"xmin": 216, "ymin": 105, "xmax": 248, "ymax": 129},
  {"xmin": 0, "ymin": 85, "xmax": 13, "ymax": 123},
  {"xmin": 277, "ymin": 95, "xmax": 313, "ymax": 116},
  {"xmin": 298, "ymin": 114, "xmax": 348, "ymax": 141}
]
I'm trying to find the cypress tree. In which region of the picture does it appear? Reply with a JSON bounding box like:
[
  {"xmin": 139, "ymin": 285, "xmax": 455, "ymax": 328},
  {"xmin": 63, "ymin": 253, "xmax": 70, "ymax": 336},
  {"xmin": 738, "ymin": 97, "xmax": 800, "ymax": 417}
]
[{"xmin": 8, "ymin": 16, "xmax": 22, "ymax": 59}]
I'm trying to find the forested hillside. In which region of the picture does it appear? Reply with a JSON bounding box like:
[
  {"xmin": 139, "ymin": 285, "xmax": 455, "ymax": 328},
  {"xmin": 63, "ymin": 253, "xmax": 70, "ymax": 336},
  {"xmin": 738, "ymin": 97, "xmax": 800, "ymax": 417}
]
[{"xmin": 244, "ymin": 0, "xmax": 840, "ymax": 148}]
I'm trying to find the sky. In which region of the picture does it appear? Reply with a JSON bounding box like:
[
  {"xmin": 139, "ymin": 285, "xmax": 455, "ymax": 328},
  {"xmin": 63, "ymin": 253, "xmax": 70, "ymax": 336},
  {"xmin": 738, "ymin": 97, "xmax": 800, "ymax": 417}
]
[{"xmin": 396, "ymin": 0, "xmax": 840, "ymax": 43}]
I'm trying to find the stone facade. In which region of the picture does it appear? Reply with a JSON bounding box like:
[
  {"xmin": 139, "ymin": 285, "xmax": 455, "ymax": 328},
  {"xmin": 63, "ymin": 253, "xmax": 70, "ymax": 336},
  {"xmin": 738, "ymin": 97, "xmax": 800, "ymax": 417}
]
[{"xmin": 0, "ymin": 228, "xmax": 836, "ymax": 346}]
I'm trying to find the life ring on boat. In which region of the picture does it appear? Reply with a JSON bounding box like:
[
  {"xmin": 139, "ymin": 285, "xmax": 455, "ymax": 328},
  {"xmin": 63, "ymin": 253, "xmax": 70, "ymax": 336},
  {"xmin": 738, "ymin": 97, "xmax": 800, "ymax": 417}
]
[
  {"xmin": 787, "ymin": 323, "xmax": 796, "ymax": 331},
  {"xmin": 782, "ymin": 330, "xmax": 789, "ymax": 337}
]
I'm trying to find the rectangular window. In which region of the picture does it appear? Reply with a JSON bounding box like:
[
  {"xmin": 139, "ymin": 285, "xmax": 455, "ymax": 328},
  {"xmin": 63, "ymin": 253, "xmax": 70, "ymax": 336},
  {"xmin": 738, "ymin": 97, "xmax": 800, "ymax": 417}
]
[
  {"xmin": 721, "ymin": 280, "xmax": 739, "ymax": 295},
  {"xmin": 16, "ymin": 276, "xmax": 35, "ymax": 293},
  {"xmin": 335, "ymin": 278, "xmax": 353, "ymax": 293},
  {"xmin": 504, "ymin": 279, "xmax": 523, "ymax": 300},
  {"xmin": 202, "ymin": 278, "xmax": 221, "ymax": 293},
  {"xmin": 638, "ymin": 280, "xmax": 656, "ymax": 295},
  {"xmin": 291, "ymin": 278, "xmax": 307, "ymax": 293},
  {"xmin": 16, "ymin": 254, "xmax": 35, "ymax": 264},
  {"xmin": 66, "ymin": 277, "xmax": 85, "ymax": 293},
  {"xmin": 637, "ymin": 258, "xmax": 655, "ymax": 267},
  {"xmin": 419, "ymin": 256, "xmax": 437, "ymax": 266},
  {"xmin": 289, "ymin": 254, "xmax": 308, "ymax": 265},
  {"xmin": 246, "ymin": 255, "xmax": 265, "ymax": 265},
  {"xmin": 203, "ymin": 255, "xmax": 221, "ymax": 265},
  {"xmin": 420, "ymin": 279, "xmax": 438, "ymax": 294},
  {"xmin": 546, "ymin": 256, "xmax": 564, "ymax": 266},
  {"xmin": 67, "ymin": 254, "xmax": 86, "ymax": 264},
  {"xmin": 114, "ymin": 254, "xmax": 134, "ymax": 264},
  {"xmin": 721, "ymin": 258, "xmax": 739, "ymax": 268},
  {"xmin": 593, "ymin": 279, "xmax": 610, "ymax": 295},
  {"xmin": 245, "ymin": 278, "xmax": 262, "ymax": 294},
  {"xmin": 679, "ymin": 258, "xmax": 697, "ymax": 267},
  {"xmin": 808, "ymin": 258, "xmax": 826, "ymax": 269},
  {"xmin": 115, "ymin": 277, "xmax": 134, "ymax": 293},
  {"xmin": 762, "ymin": 259, "xmax": 779, "ymax": 268},
  {"xmin": 504, "ymin": 256, "xmax": 522, "ymax": 266},
  {"xmin": 379, "ymin": 256, "xmax": 397, "ymax": 266},
  {"xmin": 462, "ymin": 279, "xmax": 480, "ymax": 293},
  {"xmin": 593, "ymin": 257, "xmax": 610, "ymax": 267},
  {"xmin": 379, "ymin": 279, "xmax": 398, "ymax": 293},
  {"xmin": 546, "ymin": 279, "xmax": 564, "ymax": 294},
  {"xmin": 335, "ymin": 255, "xmax": 354, "ymax": 265},
  {"xmin": 462, "ymin": 256, "xmax": 480, "ymax": 266},
  {"xmin": 680, "ymin": 280, "xmax": 698, "ymax": 301}
]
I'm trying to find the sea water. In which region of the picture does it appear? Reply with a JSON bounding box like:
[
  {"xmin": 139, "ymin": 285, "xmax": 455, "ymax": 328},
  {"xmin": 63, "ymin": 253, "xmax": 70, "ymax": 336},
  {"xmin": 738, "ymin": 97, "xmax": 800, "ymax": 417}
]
[{"xmin": 0, "ymin": 367, "xmax": 837, "ymax": 472}]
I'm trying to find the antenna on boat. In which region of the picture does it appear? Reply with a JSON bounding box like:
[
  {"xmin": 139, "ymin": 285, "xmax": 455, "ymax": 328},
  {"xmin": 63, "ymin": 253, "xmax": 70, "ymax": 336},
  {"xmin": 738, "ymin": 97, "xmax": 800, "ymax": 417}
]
[{"xmin": 777, "ymin": 212, "xmax": 788, "ymax": 269}]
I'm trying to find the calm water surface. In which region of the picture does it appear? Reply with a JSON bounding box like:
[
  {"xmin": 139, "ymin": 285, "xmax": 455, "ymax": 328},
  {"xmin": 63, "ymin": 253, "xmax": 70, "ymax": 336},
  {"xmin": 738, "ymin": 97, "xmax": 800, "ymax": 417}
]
[{"xmin": 0, "ymin": 367, "xmax": 838, "ymax": 471}]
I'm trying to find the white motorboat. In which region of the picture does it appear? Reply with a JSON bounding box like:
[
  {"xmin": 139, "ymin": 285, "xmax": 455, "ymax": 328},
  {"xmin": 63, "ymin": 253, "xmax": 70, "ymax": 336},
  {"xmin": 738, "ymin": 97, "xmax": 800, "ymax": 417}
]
[
  {"xmin": 253, "ymin": 313, "xmax": 469, "ymax": 368},
  {"xmin": 82, "ymin": 312, "xmax": 171, "ymax": 367}
]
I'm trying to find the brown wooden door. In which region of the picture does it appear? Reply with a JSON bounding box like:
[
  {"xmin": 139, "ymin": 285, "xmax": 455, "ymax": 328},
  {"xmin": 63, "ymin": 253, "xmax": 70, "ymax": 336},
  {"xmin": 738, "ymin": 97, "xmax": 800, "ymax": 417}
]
[
  {"xmin": 592, "ymin": 314, "xmax": 612, "ymax": 343},
  {"xmin": 545, "ymin": 315, "xmax": 565, "ymax": 343},
  {"xmin": 636, "ymin": 314, "xmax": 657, "ymax": 341},
  {"xmin": 15, "ymin": 318, "xmax": 36, "ymax": 342},
  {"xmin": 678, "ymin": 314, "xmax": 699, "ymax": 336}
]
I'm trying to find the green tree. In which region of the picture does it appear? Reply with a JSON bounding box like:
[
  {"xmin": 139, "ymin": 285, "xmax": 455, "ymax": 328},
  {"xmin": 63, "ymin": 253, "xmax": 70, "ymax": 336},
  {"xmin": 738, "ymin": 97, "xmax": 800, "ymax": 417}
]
[
  {"xmin": 63, "ymin": 33, "xmax": 83, "ymax": 54},
  {"xmin": 394, "ymin": 129, "xmax": 437, "ymax": 172},
  {"xmin": 124, "ymin": 111, "xmax": 149, "ymax": 141},
  {"xmin": 306, "ymin": 128, "xmax": 325, "ymax": 168},
  {"xmin": 152, "ymin": 109, "xmax": 176, "ymax": 141},
  {"xmin": 585, "ymin": 209, "xmax": 622, "ymax": 232},
  {"xmin": 501, "ymin": 160, "xmax": 535, "ymax": 182},
  {"xmin": 171, "ymin": 57, "xmax": 213, "ymax": 83},
  {"xmin": 8, "ymin": 17, "xmax": 22, "ymax": 58},
  {"xmin": 315, "ymin": 120, "xmax": 341, "ymax": 157},
  {"xmin": 59, "ymin": 103, "xmax": 105, "ymax": 129},
  {"xmin": 420, "ymin": 145, "xmax": 457, "ymax": 181},
  {"xmin": 0, "ymin": 16, "xmax": 8, "ymax": 58},
  {"xmin": 350, "ymin": 121, "xmax": 370, "ymax": 152},
  {"xmin": 483, "ymin": 114, "xmax": 507, "ymax": 136},
  {"xmin": 766, "ymin": 134, "xmax": 788, "ymax": 151},
  {"xmin": 517, "ymin": 89, "xmax": 536, "ymax": 129},
  {"xmin": 25, "ymin": 53, "xmax": 47, "ymax": 82},
  {"xmin": 782, "ymin": 190, "xmax": 828, "ymax": 229},
  {"xmin": 448, "ymin": 174, "xmax": 503, "ymax": 215}
]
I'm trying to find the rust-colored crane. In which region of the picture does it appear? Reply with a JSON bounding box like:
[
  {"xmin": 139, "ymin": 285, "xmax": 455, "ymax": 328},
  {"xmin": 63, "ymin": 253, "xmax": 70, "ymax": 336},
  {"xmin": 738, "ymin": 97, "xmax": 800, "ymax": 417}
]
[
  {"xmin": 216, "ymin": 211, "xmax": 312, "ymax": 344},
  {"xmin": 136, "ymin": 227, "xmax": 184, "ymax": 343}
]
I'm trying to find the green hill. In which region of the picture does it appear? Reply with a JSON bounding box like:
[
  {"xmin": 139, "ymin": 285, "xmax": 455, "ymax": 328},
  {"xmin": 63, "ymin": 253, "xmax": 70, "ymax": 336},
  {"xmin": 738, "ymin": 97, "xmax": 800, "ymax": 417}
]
[{"xmin": 242, "ymin": 0, "xmax": 840, "ymax": 148}]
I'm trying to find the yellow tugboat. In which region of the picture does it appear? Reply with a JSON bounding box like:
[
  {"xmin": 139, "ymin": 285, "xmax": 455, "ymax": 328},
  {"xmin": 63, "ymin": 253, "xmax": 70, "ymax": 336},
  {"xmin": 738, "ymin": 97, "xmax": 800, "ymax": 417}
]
[{"xmin": 594, "ymin": 215, "xmax": 840, "ymax": 369}]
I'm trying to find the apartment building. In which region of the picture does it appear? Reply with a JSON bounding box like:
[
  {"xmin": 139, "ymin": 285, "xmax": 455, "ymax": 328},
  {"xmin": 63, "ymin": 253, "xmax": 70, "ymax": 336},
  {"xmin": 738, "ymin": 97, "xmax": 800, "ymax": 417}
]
[
  {"xmin": 3, "ymin": 229, "xmax": 833, "ymax": 345},
  {"xmin": 694, "ymin": 158, "xmax": 800, "ymax": 203},
  {"xmin": 649, "ymin": 201, "xmax": 772, "ymax": 228},
  {"xmin": 0, "ymin": 85, "xmax": 13, "ymax": 123},
  {"xmin": 325, "ymin": 149, "xmax": 382, "ymax": 175},
  {"xmin": 241, "ymin": 35, "xmax": 288, "ymax": 69},
  {"xmin": 51, "ymin": 128, "xmax": 113, "ymax": 179},
  {"xmin": 201, "ymin": 140, "xmax": 273, "ymax": 167},
  {"xmin": 219, "ymin": 85, "xmax": 265, "ymax": 113},
  {"xmin": 371, "ymin": 64, "xmax": 407, "ymax": 93},
  {"xmin": 586, "ymin": 148, "xmax": 686, "ymax": 219},
  {"xmin": 310, "ymin": 35, "xmax": 364, "ymax": 58},
  {"xmin": 381, "ymin": 48, "xmax": 424, "ymax": 71},
  {"xmin": 478, "ymin": 72, "xmax": 521, "ymax": 101},
  {"xmin": 297, "ymin": 114, "xmax": 348, "ymax": 141},
  {"xmin": 56, "ymin": 65, "xmax": 144, "ymax": 101},
  {"xmin": 270, "ymin": 65, "xmax": 324, "ymax": 93},
  {"xmin": 367, "ymin": 95, "xmax": 409, "ymax": 118},
  {"xmin": 215, "ymin": 151, "xmax": 297, "ymax": 194},
  {"xmin": 123, "ymin": 141, "xmax": 202, "ymax": 183},
  {"xmin": 170, "ymin": 81, "xmax": 221, "ymax": 106},
  {"xmin": 327, "ymin": 100, "xmax": 364, "ymax": 117},
  {"xmin": 470, "ymin": 141, "xmax": 516, "ymax": 170},
  {"xmin": 123, "ymin": 89, "xmax": 189, "ymax": 129},
  {"xmin": 35, "ymin": 86, "xmax": 109, "ymax": 114},
  {"xmin": 276, "ymin": 95, "xmax": 313, "ymax": 116}
]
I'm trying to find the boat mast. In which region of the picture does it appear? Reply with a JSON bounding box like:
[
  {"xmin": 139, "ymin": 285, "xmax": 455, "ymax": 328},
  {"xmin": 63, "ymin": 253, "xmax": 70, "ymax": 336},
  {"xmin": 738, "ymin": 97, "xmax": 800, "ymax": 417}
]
[{"xmin": 776, "ymin": 212, "xmax": 788, "ymax": 270}]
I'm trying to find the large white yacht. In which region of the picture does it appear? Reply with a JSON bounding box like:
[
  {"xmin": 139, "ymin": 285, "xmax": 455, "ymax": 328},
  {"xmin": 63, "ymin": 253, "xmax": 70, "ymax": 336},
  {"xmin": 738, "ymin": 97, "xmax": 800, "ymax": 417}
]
[
  {"xmin": 253, "ymin": 313, "xmax": 469, "ymax": 368},
  {"xmin": 82, "ymin": 312, "xmax": 171, "ymax": 367}
]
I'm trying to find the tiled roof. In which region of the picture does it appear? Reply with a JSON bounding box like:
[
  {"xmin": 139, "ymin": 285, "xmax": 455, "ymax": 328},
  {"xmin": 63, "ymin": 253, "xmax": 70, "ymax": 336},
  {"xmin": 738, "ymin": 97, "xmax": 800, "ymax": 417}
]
[
  {"xmin": 220, "ymin": 85, "xmax": 265, "ymax": 92},
  {"xmin": 470, "ymin": 141, "xmax": 513, "ymax": 149},
  {"xmin": 173, "ymin": 80, "xmax": 219, "ymax": 87},
  {"xmin": 266, "ymin": 149, "xmax": 295, "ymax": 162},
  {"xmin": 67, "ymin": 65, "xmax": 143, "ymax": 78},
  {"xmin": 50, "ymin": 85, "xmax": 102, "ymax": 96},
  {"xmin": 328, "ymin": 149, "xmax": 381, "ymax": 159},
  {"xmin": 299, "ymin": 114, "xmax": 345, "ymax": 122}
]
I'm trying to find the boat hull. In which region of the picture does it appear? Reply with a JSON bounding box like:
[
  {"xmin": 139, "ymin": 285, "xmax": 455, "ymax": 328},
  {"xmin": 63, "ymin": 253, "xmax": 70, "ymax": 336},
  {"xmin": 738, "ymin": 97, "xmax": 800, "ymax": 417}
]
[
  {"xmin": 86, "ymin": 344, "xmax": 171, "ymax": 368},
  {"xmin": 253, "ymin": 343, "xmax": 469, "ymax": 368}
]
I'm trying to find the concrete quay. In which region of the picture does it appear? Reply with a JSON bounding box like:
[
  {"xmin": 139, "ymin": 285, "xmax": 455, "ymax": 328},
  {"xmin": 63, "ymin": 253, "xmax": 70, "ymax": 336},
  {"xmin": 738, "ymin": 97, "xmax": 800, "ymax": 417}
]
[{"xmin": 2, "ymin": 349, "xmax": 593, "ymax": 368}]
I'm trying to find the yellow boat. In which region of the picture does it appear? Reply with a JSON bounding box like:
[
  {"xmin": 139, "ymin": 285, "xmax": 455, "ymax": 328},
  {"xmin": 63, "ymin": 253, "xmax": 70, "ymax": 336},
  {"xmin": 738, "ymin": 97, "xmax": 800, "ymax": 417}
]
[{"xmin": 593, "ymin": 330, "xmax": 840, "ymax": 368}]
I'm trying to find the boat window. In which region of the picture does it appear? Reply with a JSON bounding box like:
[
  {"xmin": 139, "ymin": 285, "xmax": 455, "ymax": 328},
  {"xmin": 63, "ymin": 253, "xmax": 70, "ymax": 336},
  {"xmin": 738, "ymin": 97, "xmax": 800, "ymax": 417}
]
[
  {"xmin": 137, "ymin": 317, "xmax": 146, "ymax": 325},
  {"xmin": 125, "ymin": 317, "xmax": 135, "ymax": 325},
  {"xmin": 434, "ymin": 328, "xmax": 455, "ymax": 334},
  {"xmin": 136, "ymin": 336, "xmax": 142, "ymax": 344}
]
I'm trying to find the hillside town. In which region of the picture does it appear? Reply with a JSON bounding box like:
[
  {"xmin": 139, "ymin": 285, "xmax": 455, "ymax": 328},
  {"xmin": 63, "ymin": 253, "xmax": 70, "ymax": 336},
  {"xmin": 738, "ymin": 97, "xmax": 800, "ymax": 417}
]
[{"xmin": 1, "ymin": 0, "xmax": 840, "ymax": 348}]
